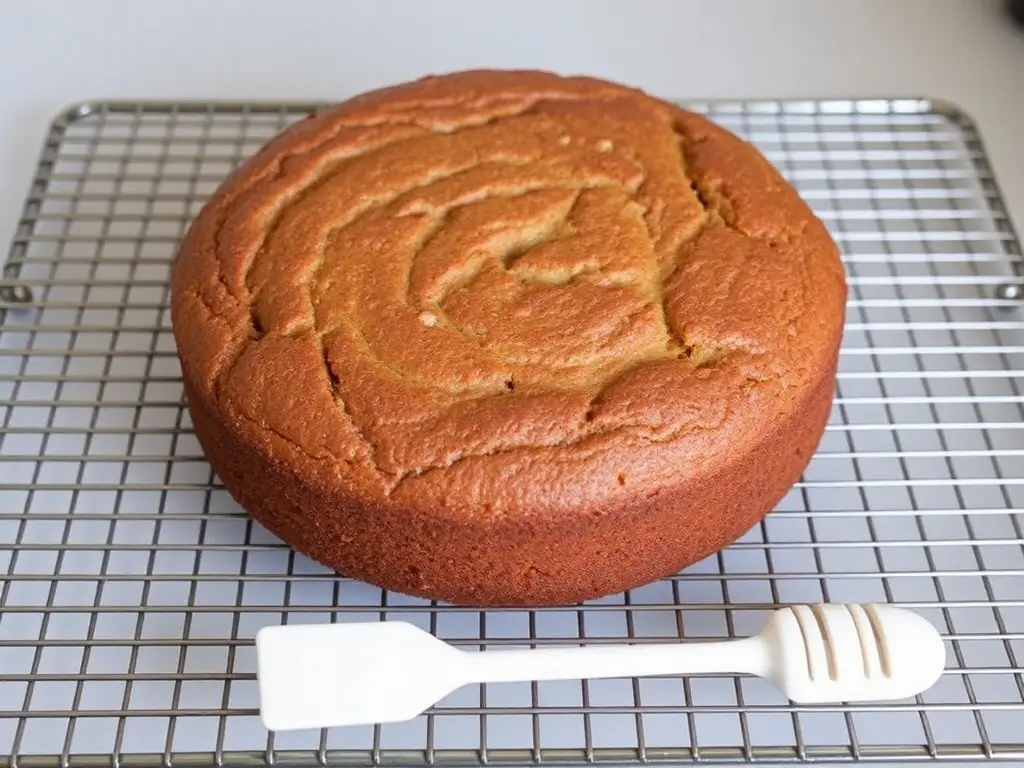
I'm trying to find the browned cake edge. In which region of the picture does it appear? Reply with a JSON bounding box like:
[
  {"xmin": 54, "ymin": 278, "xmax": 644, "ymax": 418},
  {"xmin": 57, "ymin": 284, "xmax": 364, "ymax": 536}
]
[{"xmin": 184, "ymin": 360, "xmax": 835, "ymax": 606}]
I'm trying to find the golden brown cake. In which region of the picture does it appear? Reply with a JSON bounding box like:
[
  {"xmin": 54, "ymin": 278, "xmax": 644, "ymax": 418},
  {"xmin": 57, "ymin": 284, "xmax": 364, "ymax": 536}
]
[{"xmin": 170, "ymin": 70, "xmax": 847, "ymax": 606}]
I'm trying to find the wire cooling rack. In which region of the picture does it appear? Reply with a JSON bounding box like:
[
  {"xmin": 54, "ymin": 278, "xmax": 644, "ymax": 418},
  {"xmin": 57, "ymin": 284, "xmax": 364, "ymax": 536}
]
[{"xmin": 1, "ymin": 98, "xmax": 1024, "ymax": 767}]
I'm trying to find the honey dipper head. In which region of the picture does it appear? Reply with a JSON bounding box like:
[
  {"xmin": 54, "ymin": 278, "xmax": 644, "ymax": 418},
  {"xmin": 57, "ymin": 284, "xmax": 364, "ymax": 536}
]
[
  {"xmin": 171, "ymin": 70, "xmax": 847, "ymax": 605},
  {"xmin": 763, "ymin": 604, "xmax": 946, "ymax": 704}
]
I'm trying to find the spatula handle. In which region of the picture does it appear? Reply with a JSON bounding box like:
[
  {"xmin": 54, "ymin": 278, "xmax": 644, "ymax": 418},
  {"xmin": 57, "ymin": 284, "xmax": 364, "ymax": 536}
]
[{"xmin": 458, "ymin": 636, "xmax": 770, "ymax": 684}]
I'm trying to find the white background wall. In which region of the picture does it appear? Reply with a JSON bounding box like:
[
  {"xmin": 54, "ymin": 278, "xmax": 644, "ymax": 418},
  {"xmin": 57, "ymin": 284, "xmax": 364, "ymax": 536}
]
[{"xmin": 1, "ymin": 0, "xmax": 1023, "ymax": 254}]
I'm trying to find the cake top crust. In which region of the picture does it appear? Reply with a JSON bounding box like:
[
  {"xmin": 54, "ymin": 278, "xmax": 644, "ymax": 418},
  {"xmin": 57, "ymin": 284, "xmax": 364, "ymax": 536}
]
[{"xmin": 171, "ymin": 69, "xmax": 846, "ymax": 518}]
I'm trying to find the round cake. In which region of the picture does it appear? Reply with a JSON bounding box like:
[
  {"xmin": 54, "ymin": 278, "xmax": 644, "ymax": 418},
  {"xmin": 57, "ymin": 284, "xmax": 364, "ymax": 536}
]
[{"xmin": 171, "ymin": 70, "xmax": 846, "ymax": 606}]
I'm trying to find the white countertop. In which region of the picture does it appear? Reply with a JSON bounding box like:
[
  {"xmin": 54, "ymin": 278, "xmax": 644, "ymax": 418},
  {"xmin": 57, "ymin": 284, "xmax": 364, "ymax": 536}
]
[{"xmin": 1, "ymin": 0, "xmax": 1023, "ymax": 257}]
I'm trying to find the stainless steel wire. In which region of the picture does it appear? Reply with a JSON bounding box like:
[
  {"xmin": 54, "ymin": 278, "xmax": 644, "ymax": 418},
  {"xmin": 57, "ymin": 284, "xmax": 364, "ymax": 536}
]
[{"xmin": 1, "ymin": 98, "xmax": 1023, "ymax": 765}]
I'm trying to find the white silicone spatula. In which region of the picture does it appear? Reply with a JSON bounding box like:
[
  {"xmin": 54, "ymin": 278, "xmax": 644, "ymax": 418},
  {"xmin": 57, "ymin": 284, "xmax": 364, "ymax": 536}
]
[{"xmin": 256, "ymin": 602, "xmax": 945, "ymax": 731}]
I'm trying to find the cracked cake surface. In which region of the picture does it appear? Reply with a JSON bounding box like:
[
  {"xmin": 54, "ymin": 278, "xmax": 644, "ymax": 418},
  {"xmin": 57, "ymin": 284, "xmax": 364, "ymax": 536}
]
[{"xmin": 170, "ymin": 70, "xmax": 847, "ymax": 606}]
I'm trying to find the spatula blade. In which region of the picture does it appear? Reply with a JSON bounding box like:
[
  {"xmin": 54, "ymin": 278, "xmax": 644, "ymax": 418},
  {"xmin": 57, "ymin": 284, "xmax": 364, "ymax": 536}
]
[{"xmin": 256, "ymin": 621, "xmax": 465, "ymax": 730}]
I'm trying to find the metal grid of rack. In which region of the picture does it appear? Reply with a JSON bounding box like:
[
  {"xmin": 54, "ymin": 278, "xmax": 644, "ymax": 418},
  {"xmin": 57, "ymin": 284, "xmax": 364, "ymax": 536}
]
[{"xmin": 1, "ymin": 98, "xmax": 1023, "ymax": 766}]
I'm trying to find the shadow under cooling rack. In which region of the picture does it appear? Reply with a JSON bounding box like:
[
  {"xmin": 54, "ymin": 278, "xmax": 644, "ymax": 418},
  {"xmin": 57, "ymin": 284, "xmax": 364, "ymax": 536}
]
[{"xmin": 1, "ymin": 98, "xmax": 1024, "ymax": 765}]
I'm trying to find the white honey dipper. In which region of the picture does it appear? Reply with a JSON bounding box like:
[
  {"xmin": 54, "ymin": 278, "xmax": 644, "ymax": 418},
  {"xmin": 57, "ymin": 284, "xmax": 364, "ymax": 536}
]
[{"xmin": 256, "ymin": 602, "xmax": 945, "ymax": 731}]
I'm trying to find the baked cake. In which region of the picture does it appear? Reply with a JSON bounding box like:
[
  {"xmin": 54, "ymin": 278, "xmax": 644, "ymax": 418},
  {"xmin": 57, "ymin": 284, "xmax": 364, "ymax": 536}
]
[{"xmin": 170, "ymin": 70, "xmax": 847, "ymax": 606}]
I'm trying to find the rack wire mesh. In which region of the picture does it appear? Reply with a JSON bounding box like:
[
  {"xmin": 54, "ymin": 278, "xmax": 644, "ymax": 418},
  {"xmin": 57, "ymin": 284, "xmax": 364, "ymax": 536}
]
[{"xmin": 1, "ymin": 98, "xmax": 1023, "ymax": 766}]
